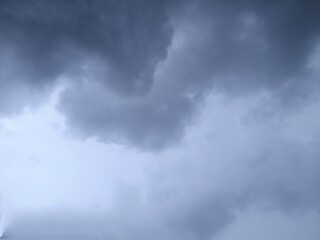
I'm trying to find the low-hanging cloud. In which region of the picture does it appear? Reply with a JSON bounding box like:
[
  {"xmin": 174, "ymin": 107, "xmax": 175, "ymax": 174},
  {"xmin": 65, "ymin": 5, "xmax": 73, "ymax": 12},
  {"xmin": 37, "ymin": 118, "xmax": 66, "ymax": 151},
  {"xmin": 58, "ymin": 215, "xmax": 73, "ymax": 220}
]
[
  {"xmin": 3, "ymin": 92, "xmax": 320, "ymax": 240},
  {"xmin": 0, "ymin": 0, "xmax": 320, "ymax": 149},
  {"xmin": 0, "ymin": 0, "xmax": 172, "ymax": 115},
  {"xmin": 59, "ymin": 0, "xmax": 320, "ymax": 150},
  {"xmin": 1, "ymin": 1, "xmax": 320, "ymax": 239}
]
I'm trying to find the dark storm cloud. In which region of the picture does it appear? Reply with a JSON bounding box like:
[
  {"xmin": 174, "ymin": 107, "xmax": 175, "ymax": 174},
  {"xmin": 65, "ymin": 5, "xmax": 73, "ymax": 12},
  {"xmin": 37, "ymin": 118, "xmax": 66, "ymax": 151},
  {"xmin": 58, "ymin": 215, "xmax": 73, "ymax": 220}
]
[
  {"xmin": 0, "ymin": 0, "xmax": 172, "ymax": 112},
  {"xmin": 1, "ymin": 0, "xmax": 320, "ymax": 149},
  {"xmin": 196, "ymin": 0, "xmax": 320, "ymax": 79},
  {"xmin": 58, "ymin": 0, "xmax": 320, "ymax": 149},
  {"xmin": 1, "ymin": 1, "xmax": 320, "ymax": 238}
]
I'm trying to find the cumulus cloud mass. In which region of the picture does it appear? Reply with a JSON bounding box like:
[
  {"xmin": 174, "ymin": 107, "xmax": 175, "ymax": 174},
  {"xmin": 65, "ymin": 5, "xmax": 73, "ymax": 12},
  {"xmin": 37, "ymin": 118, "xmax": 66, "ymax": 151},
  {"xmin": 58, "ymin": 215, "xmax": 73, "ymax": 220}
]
[{"xmin": 0, "ymin": 0, "xmax": 320, "ymax": 239}]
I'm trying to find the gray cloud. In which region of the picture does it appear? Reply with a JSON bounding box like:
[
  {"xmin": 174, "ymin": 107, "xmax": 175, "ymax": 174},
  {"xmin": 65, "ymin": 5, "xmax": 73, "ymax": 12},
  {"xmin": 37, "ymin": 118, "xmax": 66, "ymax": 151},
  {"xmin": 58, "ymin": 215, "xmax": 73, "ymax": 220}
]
[
  {"xmin": 1, "ymin": 1, "xmax": 320, "ymax": 238},
  {"xmin": 1, "ymin": 0, "xmax": 320, "ymax": 149},
  {"xmin": 58, "ymin": 0, "xmax": 320, "ymax": 150},
  {"xmin": 3, "ymin": 91, "xmax": 320, "ymax": 240},
  {"xmin": 0, "ymin": 0, "xmax": 172, "ymax": 113}
]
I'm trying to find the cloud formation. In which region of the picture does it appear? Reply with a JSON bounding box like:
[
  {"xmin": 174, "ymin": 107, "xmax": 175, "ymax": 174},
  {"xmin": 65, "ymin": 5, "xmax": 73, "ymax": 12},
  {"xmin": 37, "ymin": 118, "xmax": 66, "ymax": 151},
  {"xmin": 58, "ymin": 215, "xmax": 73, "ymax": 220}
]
[
  {"xmin": 58, "ymin": 0, "xmax": 320, "ymax": 149},
  {"xmin": 0, "ymin": 1, "xmax": 320, "ymax": 239},
  {"xmin": 0, "ymin": 0, "xmax": 320, "ymax": 149},
  {"xmin": 2, "ymin": 91, "xmax": 320, "ymax": 240},
  {"xmin": 0, "ymin": 0, "xmax": 172, "ymax": 114}
]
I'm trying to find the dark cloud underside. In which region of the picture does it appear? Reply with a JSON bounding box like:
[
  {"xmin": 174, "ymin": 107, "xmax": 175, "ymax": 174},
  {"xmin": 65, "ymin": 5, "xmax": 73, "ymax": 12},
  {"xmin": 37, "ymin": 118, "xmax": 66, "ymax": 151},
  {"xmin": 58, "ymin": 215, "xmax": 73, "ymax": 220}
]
[
  {"xmin": 60, "ymin": 0, "xmax": 320, "ymax": 149},
  {"xmin": 0, "ymin": 0, "xmax": 172, "ymax": 113},
  {"xmin": 0, "ymin": 0, "xmax": 320, "ymax": 148},
  {"xmin": 1, "ymin": 1, "xmax": 320, "ymax": 239}
]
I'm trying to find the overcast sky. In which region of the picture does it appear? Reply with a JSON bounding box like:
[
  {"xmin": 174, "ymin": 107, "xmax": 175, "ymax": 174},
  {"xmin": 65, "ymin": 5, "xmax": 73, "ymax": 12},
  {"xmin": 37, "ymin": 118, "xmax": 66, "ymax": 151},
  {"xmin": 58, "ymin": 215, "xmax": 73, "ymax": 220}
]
[{"xmin": 0, "ymin": 0, "xmax": 320, "ymax": 239}]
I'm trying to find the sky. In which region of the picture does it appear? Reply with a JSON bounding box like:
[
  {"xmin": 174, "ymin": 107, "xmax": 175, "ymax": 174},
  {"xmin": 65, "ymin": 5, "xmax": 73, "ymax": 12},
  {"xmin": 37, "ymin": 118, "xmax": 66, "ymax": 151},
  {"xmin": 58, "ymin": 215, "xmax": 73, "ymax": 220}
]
[{"xmin": 0, "ymin": 0, "xmax": 320, "ymax": 239}]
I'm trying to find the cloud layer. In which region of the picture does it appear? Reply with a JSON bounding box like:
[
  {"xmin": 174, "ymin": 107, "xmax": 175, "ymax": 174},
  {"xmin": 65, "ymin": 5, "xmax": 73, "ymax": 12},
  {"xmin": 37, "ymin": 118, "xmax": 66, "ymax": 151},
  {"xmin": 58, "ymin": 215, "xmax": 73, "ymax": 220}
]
[
  {"xmin": 1, "ymin": 1, "xmax": 320, "ymax": 240},
  {"xmin": 0, "ymin": 0, "xmax": 319, "ymax": 149},
  {"xmin": 59, "ymin": 0, "xmax": 320, "ymax": 149},
  {"xmin": 2, "ymin": 91, "xmax": 320, "ymax": 240}
]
